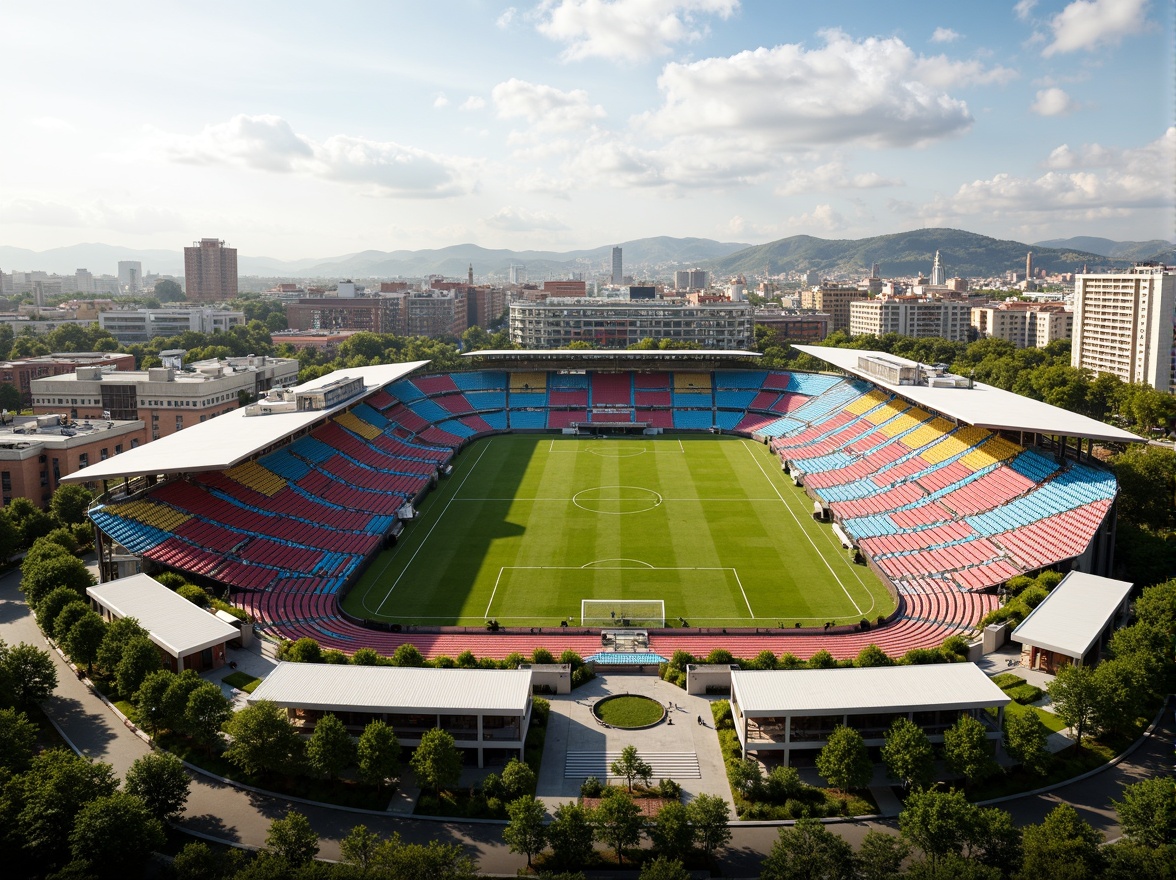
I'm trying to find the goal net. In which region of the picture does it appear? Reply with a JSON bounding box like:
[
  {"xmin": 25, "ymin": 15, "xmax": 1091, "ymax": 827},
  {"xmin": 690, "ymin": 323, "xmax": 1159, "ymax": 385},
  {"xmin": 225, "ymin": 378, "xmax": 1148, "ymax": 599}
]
[{"xmin": 581, "ymin": 599, "xmax": 665, "ymax": 628}]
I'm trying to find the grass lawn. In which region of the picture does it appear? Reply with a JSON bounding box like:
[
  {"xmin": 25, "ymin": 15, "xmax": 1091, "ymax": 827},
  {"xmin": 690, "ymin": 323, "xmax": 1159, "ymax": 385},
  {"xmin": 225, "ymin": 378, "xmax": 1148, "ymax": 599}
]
[
  {"xmin": 594, "ymin": 695, "xmax": 665, "ymax": 728},
  {"xmin": 1004, "ymin": 701, "xmax": 1068, "ymax": 732},
  {"xmin": 344, "ymin": 435, "xmax": 892, "ymax": 628},
  {"xmin": 222, "ymin": 671, "xmax": 261, "ymax": 693}
]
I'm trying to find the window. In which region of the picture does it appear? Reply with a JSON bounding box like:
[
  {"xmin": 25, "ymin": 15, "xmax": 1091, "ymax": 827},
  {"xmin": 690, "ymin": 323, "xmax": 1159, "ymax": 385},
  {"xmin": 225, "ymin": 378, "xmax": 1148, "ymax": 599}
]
[{"xmin": 78, "ymin": 454, "xmax": 88, "ymax": 468}]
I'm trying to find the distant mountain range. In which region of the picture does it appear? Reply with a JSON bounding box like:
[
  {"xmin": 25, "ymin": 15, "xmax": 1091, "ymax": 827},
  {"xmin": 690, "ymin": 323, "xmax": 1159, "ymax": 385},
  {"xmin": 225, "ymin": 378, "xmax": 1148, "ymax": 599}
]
[
  {"xmin": 706, "ymin": 228, "xmax": 1139, "ymax": 278},
  {"xmin": 2, "ymin": 228, "xmax": 1168, "ymax": 282},
  {"xmin": 1033, "ymin": 236, "xmax": 1175, "ymax": 263}
]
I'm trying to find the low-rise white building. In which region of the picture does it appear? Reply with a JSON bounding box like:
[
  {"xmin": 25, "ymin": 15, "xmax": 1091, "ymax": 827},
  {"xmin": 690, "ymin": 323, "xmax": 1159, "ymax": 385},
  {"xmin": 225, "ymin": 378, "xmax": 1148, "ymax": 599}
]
[
  {"xmin": 1012, "ymin": 571, "xmax": 1133, "ymax": 673},
  {"xmin": 99, "ymin": 307, "xmax": 245, "ymax": 344},
  {"xmin": 247, "ymin": 664, "xmax": 534, "ymax": 767}
]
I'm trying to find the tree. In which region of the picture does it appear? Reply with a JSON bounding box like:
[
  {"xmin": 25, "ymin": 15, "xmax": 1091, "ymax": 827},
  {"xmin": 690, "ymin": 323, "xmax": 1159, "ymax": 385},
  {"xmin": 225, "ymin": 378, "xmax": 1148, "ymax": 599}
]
[
  {"xmin": 133, "ymin": 669, "xmax": 177, "ymax": 734},
  {"xmin": 899, "ymin": 787, "xmax": 981, "ymax": 870},
  {"xmin": 36, "ymin": 585, "xmax": 85, "ymax": 632},
  {"xmin": 68, "ymin": 791, "xmax": 165, "ymax": 879},
  {"xmin": 1092, "ymin": 656, "xmax": 1149, "ymax": 738},
  {"xmin": 222, "ymin": 700, "xmax": 304, "ymax": 777},
  {"xmin": 52, "ymin": 598, "xmax": 92, "ymax": 644},
  {"xmin": 97, "ymin": 616, "xmax": 148, "ymax": 673},
  {"xmin": 49, "ymin": 484, "xmax": 94, "ymax": 525},
  {"xmin": 547, "ymin": 801, "xmax": 595, "ymax": 871},
  {"xmin": 689, "ymin": 792, "xmax": 732, "ymax": 862},
  {"xmin": 1017, "ymin": 803, "xmax": 1103, "ymax": 880},
  {"xmin": 639, "ymin": 856, "xmax": 692, "ymax": 880},
  {"xmin": 306, "ymin": 713, "xmax": 356, "ymax": 780},
  {"xmin": 13, "ymin": 749, "xmax": 118, "ymax": 867},
  {"xmin": 173, "ymin": 841, "xmax": 244, "ymax": 880},
  {"xmin": 1112, "ymin": 445, "xmax": 1176, "ymax": 531},
  {"xmin": 351, "ymin": 647, "xmax": 381, "ymax": 666},
  {"xmin": 390, "ymin": 643, "xmax": 426, "ymax": 667},
  {"xmin": 62, "ymin": 610, "xmax": 106, "ymax": 674},
  {"xmin": 155, "ymin": 278, "xmax": 185, "ymax": 302},
  {"xmin": 184, "ymin": 681, "xmax": 232, "ymax": 753},
  {"xmin": 815, "ymin": 725, "xmax": 872, "ymax": 792},
  {"xmin": 649, "ymin": 800, "xmax": 694, "ymax": 861},
  {"xmin": 854, "ymin": 644, "xmax": 893, "ymax": 667},
  {"xmin": 19, "ymin": 552, "xmax": 93, "ymax": 606},
  {"xmin": 162, "ymin": 669, "xmax": 205, "ymax": 732},
  {"xmin": 500, "ymin": 755, "xmax": 536, "ymax": 799},
  {"xmin": 855, "ymin": 831, "xmax": 911, "ymax": 880},
  {"xmin": 341, "ymin": 824, "xmax": 382, "ymax": 874},
  {"xmin": 1004, "ymin": 708, "xmax": 1050, "ymax": 775},
  {"xmin": 760, "ymin": 817, "xmax": 855, "ymax": 880},
  {"xmin": 881, "ymin": 716, "xmax": 934, "ymax": 789},
  {"xmin": 410, "ymin": 728, "xmax": 462, "ymax": 798},
  {"xmin": 177, "ymin": 583, "xmax": 210, "ymax": 607},
  {"xmin": 0, "ymin": 706, "xmax": 38, "ymax": 773},
  {"xmin": 282, "ymin": 637, "xmax": 323, "ymax": 664},
  {"xmin": 593, "ymin": 790, "xmax": 644, "ymax": 866},
  {"xmin": 115, "ymin": 635, "xmax": 162, "ymax": 697},
  {"xmin": 1113, "ymin": 777, "xmax": 1176, "ymax": 847},
  {"xmin": 265, "ymin": 809, "xmax": 319, "ymax": 868},
  {"xmin": 728, "ymin": 756, "xmax": 763, "ymax": 797},
  {"xmin": 356, "ymin": 719, "xmax": 401, "ymax": 789},
  {"xmin": 367, "ymin": 832, "xmax": 477, "ymax": 880},
  {"xmin": 943, "ymin": 714, "xmax": 998, "ymax": 784},
  {"xmin": 610, "ymin": 744, "xmax": 653, "ymax": 792},
  {"xmin": 503, "ymin": 795, "xmax": 547, "ymax": 867},
  {"xmin": 1047, "ymin": 663, "xmax": 1100, "ymax": 746},
  {"xmin": 3, "ymin": 642, "xmax": 58, "ymax": 708},
  {"xmin": 124, "ymin": 751, "xmax": 191, "ymax": 821}
]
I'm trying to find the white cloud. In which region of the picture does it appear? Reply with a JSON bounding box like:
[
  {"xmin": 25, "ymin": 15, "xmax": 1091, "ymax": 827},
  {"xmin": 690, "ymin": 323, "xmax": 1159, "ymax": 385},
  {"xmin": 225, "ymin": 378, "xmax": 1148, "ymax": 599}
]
[
  {"xmin": 497, "ymin": 6, "xmax": 517, "ymax": 28},
  {"xmin": 1030, "ymin": 87, "xmax": 1074, "ymax": 116},
  {"xmin": 774, "ymin": 159, "xmax": 903, "ymax": 196},
  {"xmin": 931, "ymin": 27, "xmax": 961, "ymax": 43},
  {"xmin": 643, "ymin": 30, "xmax": 1008, "ymax": 150},
  {"xmin": 929, "ymin": 127, "xmax": 1175, "ymax": 219},
  {"xmin": 433, "ymin": 93, "xmax": 450, "ymax": 108},
  {"xmin": 1013, "ymin": 0, "xmax": 1037, "ymax": 21},
  {"xmin": 786, "ymin": 203, "xmax": 844, "ymax": 232},
  {"xmin": 482, "ymin": 205, "xmax": 570, "ymax": 231},
  {"xmin": 0, "ymin": 198, "xmax": 185, "ymax": 234},
  {"xmin": 492, "ymin": 78, "xmax": 606, "ymax": 131},
  {"xmin": 533, "ymin": 0, "xmax": 740, "ymax": 62},
  {"xmin": 1042, "ymin": 0, "xmax": 1149, "ymax": 57},
  {"xmin": 154, "ymin": 114, "xmax": 477, "ymax": 198},
  {"xmin": 30, "ymin": 116, "xmax": 75, "ymax": 133},
  {"xmin": 460, "ymin": 96, "xmax": 487, "ymax": 111}
]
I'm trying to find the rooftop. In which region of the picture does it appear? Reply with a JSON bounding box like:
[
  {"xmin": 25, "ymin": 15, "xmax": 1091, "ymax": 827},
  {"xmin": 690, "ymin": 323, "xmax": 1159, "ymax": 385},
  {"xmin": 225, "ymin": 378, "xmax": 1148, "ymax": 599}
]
[
  {"xmin": 62, "ymin": 361, "xmax": 428, "ymax": 483},
  {"xmin": 731, "ymin": 663, "xmax": 1010, "ymax": 716},
  {"xmin": 87, "ymin": 573, "xmax": 239, "ymax": 657},
  {"xmin": 1012, "ymin": 571, "xmax": 1134, "ymax": 659},
  {"xmin": 248, "ymin": 663, "xmax": 533, "ymax": 714},
  {"xmin": 795, "ymin": 345, "xmax": 1143, "ymax": 444}
]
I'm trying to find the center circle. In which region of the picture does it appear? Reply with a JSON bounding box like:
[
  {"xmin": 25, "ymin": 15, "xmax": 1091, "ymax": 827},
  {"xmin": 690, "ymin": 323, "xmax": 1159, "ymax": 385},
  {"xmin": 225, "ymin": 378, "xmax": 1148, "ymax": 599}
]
[
  {"xmin": 573, "ymin": 486, "xmax": 663, "ymax": 515},
  {"xmin": 593, "ymin": 694, "xmax": 666, "ymax": 729}
]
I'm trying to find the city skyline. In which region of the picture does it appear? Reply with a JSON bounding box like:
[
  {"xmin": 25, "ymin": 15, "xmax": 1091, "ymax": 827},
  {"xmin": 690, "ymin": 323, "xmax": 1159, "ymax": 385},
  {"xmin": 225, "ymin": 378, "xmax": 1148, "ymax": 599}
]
[{"xmin": 2, "ymin": 0, "xmax": 1173, "ymax": 260}]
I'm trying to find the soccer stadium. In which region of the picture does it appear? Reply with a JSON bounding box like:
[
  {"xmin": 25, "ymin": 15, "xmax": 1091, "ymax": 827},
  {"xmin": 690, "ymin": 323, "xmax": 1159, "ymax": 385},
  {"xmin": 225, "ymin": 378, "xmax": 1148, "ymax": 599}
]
[{"xmin": 68, "ymin": 347, "xmax": 1139, "ymax": 663}]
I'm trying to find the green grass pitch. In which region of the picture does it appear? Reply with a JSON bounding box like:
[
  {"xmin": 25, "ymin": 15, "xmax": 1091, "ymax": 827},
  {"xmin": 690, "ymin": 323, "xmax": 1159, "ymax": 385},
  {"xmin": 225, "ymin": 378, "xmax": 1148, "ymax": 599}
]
[{"xmin": 343, "ymin": 435, "xmax": 895, "ymax": 628}]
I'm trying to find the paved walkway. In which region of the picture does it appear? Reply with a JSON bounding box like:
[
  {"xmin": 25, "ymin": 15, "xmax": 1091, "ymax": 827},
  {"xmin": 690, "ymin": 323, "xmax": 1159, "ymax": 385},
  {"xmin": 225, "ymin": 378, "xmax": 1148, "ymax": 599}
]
[{"xmin": 2, "ymin": 563, "xmax": 1171, "ymax": 877}]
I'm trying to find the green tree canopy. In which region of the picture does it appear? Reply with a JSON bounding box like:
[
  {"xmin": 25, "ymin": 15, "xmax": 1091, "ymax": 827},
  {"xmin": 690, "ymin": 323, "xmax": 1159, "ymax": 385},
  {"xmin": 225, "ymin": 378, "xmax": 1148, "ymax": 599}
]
[
  {"xmin": 503, "ymin": 795, "xmax": 548, "ymax": 867},
  {"xmin": 1113, "ymin": 777, "xmax": 1176, "ymax": 848},
  {"xmin": 760, "ymin": 817, "xmax": 855, "ymax": 880},
  {"xmin": 409, "ymin": 728, "xmax": 462, "ymax": 798},
  {"xmin": 1047, "ymin": 663, "xmax": 1100, "ymax": 746},
  {"xmin": 943, "ymin": 713, "xmax": 998, "ymax": 784},
  {"xmin": 547, "ymin": 801, "xmax": 595, "ymax": 872},
  {"xmin": 815, "ymin": 725, "xmax": 872, "ymax": 792},
  {"xmin": 881, "ymin": 716, "xmax": 935, "ymax": 789},
  {"xmin": 610, "ymin": 744, "xmax": 654, "ymax": 792},
  {"xmin": 1017, "ymin": 803, "xmax": 1103, "ymax": 880},
  {"xmin": 68, "ymin": 791, "xmax": 166, "ymax": 880},
  {"xmin": 689, "ymin": 792, "xmax": 732, "ymax": 862},
  {"xmin": 306, "ymin": 712, "xmax": 356, "ymax": 780},
  {"xmin": 2, "ymin": 641, "xmax": 58, "ymax": 708},
  {"xmin": 593, "ymin": 790, "xmax": 644, "ymax": 866},
  {"xmin": 357, "ymin": 719, "xmax": 401, "ymax": 789},
  {"xmin": 124, "ymin": 751, "xmax": 191, "ymax": 822},
  {"xmin": 115, "ymin": 635, "xmax": 163, "ymax": 698},
  {"xmin": 0, "ymin": 706, "xmax": 38, "ymax": 773},
  {"xmin": 222, "ymin": 700, "xmax": 305, "ymax": 777},
  {"xmin": 49, "ymin": 484, "xmax": 94, "ymax": 525},
  {"xmin": 264, "ymin": 809, "xmax": 319, "ymax": 868},
  {"xmin": 1003, "ymin": 707, "xmax": 1050, "ymax": 775}
]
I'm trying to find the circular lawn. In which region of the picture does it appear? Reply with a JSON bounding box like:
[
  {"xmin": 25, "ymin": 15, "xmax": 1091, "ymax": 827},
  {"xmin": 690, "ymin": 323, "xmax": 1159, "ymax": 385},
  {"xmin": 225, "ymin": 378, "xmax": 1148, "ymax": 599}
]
[{"xmin": 593, "ymin": 694, "xmax": 665, "ymax": 729}]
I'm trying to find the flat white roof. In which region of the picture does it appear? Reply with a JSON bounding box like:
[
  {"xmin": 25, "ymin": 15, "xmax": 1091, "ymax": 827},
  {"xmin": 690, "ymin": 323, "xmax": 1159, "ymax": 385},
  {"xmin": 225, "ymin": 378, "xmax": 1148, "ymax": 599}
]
[
  {"xmin": 463, "ymin": 349, "xmax": 761, "ymax": 358},
  {"xmin": 794, "ymin": 345, "xmax": 1143, "ymax": 443},
  {"xmin": 87, "ymin": 573, "xmax": 239, "ymax": 658},
  {"xmin": 1012, "ymin": 571, "xmax": 1133, "ymax": 659},
  {"xmin": 731, "ymin": 663, "xmax": 1010, "ymax": 716},
  {"xmin": 63, "ymin": 361, "xmax": 429, "ymax": 482},
  {"xmin": 247, "ymin": 663, "xmax": 533, "ymax": 715}
]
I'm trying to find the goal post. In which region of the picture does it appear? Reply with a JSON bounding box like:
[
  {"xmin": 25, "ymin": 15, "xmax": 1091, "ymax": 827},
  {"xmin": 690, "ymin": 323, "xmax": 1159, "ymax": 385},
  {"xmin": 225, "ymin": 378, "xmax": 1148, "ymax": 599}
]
[{"xmin": 580, "ymin": 599, "xmax": 665, "ymax": 629}]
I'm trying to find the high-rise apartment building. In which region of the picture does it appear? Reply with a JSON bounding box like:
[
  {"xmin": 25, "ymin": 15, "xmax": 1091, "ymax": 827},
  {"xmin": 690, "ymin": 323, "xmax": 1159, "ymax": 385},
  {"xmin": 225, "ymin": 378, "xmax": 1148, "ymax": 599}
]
[
  {"xmin": 510, "ymin": 299, "xmax": 752, "ymax": 349},
  {"xmin": 117, "ymin": 261, "xmax": 142, "ymax": 293},
  {"xmin": 849, "ymin": 297, "xmax": 971, "ymax": 342},
  {"xmin": 184, "ymin": 238, "xmax": 238, "ymax": 302},
  {"xmin": 611, "ymin": 247, "xmax": 623, "ymax": 285},
  {"xmin": 800, "ymin": 284, "xmax": 865, "ymax": 333},
  {"xmin": 1071, "ymin": 265, "xmax": 1176, "ymax": 392},
  {"xmin": 971, "ymin": 302, "xmax": 1072, "ymax": 349}
]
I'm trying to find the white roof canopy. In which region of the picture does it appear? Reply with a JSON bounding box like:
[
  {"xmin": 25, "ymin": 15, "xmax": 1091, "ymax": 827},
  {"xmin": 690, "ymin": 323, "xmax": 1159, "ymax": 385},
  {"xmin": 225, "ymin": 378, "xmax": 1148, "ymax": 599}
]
[
  {"xmin": 87, "ymin": 573, "xmax": 239, "ymax": 658},
  {"xmin": 248, "ymin": 663, "xmax": 533, "ymax": 715},
  {"xmin": 63, "ymin": 361, "xmax": 429, "ymax": 483},
  {"xmin": 1012, "ymin": 571, "xmax": 1133, "ymax": 659},
  {"xmin": 794, "ymin": 345, "xmax": 1143, "ymax": 443},
  {"xmin": 731, "ymin": 664, "xmax": 1010, "ymax": 717}
]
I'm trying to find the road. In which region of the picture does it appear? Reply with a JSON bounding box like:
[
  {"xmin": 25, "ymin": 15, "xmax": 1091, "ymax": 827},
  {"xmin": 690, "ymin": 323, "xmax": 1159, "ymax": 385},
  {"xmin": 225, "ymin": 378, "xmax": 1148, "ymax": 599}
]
[{"xmin": 2, "ymin": 564, "xmax": 1169, "ymax": 878}]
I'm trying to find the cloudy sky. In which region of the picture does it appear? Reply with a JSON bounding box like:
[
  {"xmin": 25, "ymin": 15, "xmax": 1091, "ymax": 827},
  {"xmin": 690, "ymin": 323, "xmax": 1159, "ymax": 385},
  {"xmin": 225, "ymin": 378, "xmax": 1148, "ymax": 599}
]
[{"xmin": 2, "ymin": 0, "xmax": 1172, "ymax": 259}]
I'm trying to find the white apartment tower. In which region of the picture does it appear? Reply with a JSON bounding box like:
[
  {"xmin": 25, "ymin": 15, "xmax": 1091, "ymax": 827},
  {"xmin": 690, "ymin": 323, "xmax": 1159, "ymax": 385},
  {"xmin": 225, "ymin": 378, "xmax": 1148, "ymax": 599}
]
[
  {"xmin": 1071, "ymin": 265, "xmax": 1176, "ymax": 393},
  {"xmin": 611, "ymin": 247, "xmax": 623, "ymax": 285}
]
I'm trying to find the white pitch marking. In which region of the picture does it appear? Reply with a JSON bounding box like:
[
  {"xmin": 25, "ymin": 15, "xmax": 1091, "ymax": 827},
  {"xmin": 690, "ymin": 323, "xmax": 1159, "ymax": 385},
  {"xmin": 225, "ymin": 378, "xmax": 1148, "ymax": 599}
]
[
  {"xmin": 732, "ymin": 568, "xmax": 755, "ymax": 618},
  {"xmin": 741, "ymin": 440, "xmax": 864, "ymax": 616},
  {"xmin": 484, "ymin": 567, "xmax": 505, "ymax": 618}
]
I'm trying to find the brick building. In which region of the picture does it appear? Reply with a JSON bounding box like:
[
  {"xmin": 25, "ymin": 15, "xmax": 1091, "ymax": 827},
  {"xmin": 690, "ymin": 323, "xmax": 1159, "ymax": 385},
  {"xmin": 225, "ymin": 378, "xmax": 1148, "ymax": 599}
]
[{"xmin": 0, "ymin": 352, "xmax": 135, "ymax": 406}]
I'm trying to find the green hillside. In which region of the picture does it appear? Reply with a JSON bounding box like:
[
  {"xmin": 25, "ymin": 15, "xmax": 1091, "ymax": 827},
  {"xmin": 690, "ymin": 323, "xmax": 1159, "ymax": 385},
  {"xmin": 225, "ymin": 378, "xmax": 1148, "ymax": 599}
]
[{"xmin": 706, "ymin": 227, "xmax": 1129, "ymax": 278}]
